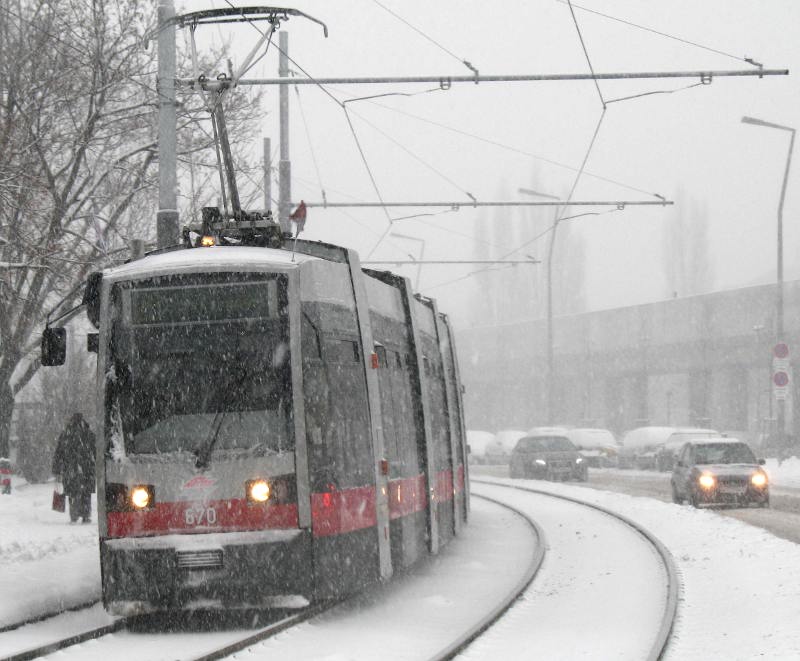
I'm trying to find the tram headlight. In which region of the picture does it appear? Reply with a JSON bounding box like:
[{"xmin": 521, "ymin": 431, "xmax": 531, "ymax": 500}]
[
  {"xmin": 247, "ymin": 479, "xmax": 271, "ymax": 503},
  {"xmin": 698, "ymin": 473, "xmax": 716, "ymax": 490},
  {"xmin": 751, "ymin": 472, "xmax": 768, "ymax": 488},
  {"xmin": 130, "ymin": 485, "xmax": 155, "ymax": 510}
]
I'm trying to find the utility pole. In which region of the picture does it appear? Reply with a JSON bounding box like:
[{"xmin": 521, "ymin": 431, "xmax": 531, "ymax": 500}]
[
  {"xmin": 278, "ymin": 32, "xmax": 292, "ymax": 235},
  {"xmin": 156, "ymin": 0, "xmax": 179, "ymax": 249},
  {"xmin": 263, "ymin": 137, "xmax": 272, "ymax": 214}
]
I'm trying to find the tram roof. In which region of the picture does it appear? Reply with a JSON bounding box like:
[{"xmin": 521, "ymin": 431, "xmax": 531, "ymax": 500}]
[{"xmin": 104, "ymin": 245, "xmax": 320, "ymax": 282}]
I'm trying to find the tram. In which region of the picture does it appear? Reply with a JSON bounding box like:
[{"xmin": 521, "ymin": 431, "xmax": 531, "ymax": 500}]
[
  {"xmin": 39, "ymin": 5, "xmax": 468, "ymax": 614},
  {"xmin": 42, "ymin": 231, "xmax": 469, "ymax": 613}
]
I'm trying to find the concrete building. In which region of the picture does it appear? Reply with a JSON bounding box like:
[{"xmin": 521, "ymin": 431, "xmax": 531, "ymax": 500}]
[{"xmin": 457, "ymin": 280, "xmax": 800, "ymax": 445}]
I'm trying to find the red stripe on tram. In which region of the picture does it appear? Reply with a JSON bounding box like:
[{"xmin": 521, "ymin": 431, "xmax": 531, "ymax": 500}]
[
  {"xmin": 106, "ymin": 498, "xmax": 299, "ymax": 538},
  {"xmin": 310, "ymin": 484, "xmax": 377, "ymax": 537}
]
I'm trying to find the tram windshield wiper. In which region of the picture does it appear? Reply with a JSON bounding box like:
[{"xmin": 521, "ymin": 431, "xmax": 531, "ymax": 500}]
[
  {"xmin": 194, "ymin": 363, "xmax": 253, "ymax": 470},
  {"xmin": 193, "ymin": 356, "xmax": 290, "ymax": 469}
]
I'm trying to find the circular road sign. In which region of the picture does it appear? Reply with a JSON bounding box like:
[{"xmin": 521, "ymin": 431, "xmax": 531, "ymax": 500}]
[
  {"xmin": 773, "ymin": 371, "xmax": 790, "ymax": 387},
  {"xmin": 774, "ymin": 343, "xmax": 790, "ymax": 359}
]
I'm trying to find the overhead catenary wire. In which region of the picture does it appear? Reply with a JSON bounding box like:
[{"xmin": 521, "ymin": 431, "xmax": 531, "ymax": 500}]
[
  {"xmin": 370, "ymin": 0, "xmax": 479, "ymax": 76},
  {"xmin": 197, "ymin": 3, "xmax": 768, "ymax": 276},
  {"xmin": 345, "ymin": 100, "xmax": 476, "ymax": 201},
  {"xmin": 566, "ymin": 0, "xmax": 606, "ymax": 108},
  {"xmin": 219, "ymin": 8, "xmax": 415, "ymax": 254},
  {"xmin": 294, "ymin": 85, "xmax": 327, "ymax": 205},
  {"xmin": 606, "ymin": 81, "xmax": 706, "ymax": 105},
  {"xmin": 556, "ymin": 0, "xmax": 760, "ymax": 66},
  {"xmin": 421, "ymin": 208, "xmax": 620, "ymax": 293},
  {"xmin": 317, "ymin": 84, "xmax": 672, "ymax": 199}
]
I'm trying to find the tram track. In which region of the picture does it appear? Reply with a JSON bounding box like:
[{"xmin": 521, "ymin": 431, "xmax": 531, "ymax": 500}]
[
  {"xmin": 469, "ymin": 478, "xmax": 680, "ymax": 661},
  {"xmin": 2, "ymin": 617, "xmax": 123, "ymax": 661},
  {"xmin": 427, "ymin": 493, "xmax": 546, "ymax": 660},
  {"xmin": 1, "ymin": 603, "xmax": 334, "ymax": 661},
  {"xmin": 0, "ymin": 600, "xmax": 101, "ymax": 635},
  {"xmin": 1, "ymin": 496, "xmax": 540, "ymax": 661},
  {"xmin": 1, "ymin": 487, "xmax": 677, "ymax": 660}
]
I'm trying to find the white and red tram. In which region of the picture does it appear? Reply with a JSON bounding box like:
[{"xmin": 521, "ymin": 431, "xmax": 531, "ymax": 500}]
[{"xmin": 44, "ymin": 238, "xmax": 468, "ymax": 614}]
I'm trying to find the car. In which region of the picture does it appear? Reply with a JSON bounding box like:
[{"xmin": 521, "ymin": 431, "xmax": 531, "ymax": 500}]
[
  {"xmin": 670, "ymin": 438, "xmax": 769, "ymax": 508},
  {"xmin": 509, "ymin": 432, "xmax": 587, "ymax": 481},
  {"xmin": 564, "ymin": 428, "xmax": 620, "ymax": 467},
  {"xmin": 619, "ymin": 426, "xmax": 720, "ymax": 470},
  {"xmin": 654, "ymin": 428, "xmax": 720, "ymax": 471},
  {"xmin": 466, "ymin": 430, "xmax": 496, "ymax": 464}
]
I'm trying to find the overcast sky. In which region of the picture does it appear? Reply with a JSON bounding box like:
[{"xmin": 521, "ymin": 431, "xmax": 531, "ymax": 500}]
[{"xmin": 184, "ymin": 0, "xmax": 800, "ymax": 321}]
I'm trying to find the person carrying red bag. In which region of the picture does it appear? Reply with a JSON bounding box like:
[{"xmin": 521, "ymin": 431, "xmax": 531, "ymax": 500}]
[{"xmin": 52, "ymin": 413, "xmax": 96, "ymax": 523}]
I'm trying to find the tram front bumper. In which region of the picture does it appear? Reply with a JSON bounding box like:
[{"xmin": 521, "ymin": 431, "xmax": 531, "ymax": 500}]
[{"xmin": 101, "ymin": 529, "xmax": 312, "ymax": 614}]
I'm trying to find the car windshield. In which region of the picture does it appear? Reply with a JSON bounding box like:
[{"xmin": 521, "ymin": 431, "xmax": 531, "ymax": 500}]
[
  {"xmin": 693, "ymin": 443, "xmax": 756, "ymax": 465},
  {"xmin": 105, "ymin": 272, "xmax": 292, "ymax": 456},
  {"xmin": 516, "ymin": 436, "xmax": 575, "ymax": 452}
]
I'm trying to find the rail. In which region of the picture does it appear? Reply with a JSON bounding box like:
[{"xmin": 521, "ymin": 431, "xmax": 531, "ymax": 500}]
[{"xmin": 470, "ymin": 478, "xmax": 680, "ymax": 661}]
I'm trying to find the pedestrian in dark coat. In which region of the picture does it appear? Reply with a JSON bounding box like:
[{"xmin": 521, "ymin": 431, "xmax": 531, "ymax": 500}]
[{"xmin": 52, "ymin": 413, "xmax": 96, "ymax": 523}]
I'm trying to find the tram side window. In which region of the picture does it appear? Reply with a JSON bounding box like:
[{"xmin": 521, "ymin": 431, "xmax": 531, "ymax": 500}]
[
  {"xmin": 373, "ymin": 344, "xmax": 400, "ymax": 471},
  {"xmin": 301, "ymin": 312, "xmax": 322, "ymax": 360},
  {"xmin": 321, "ymin": 336, "xmax": 373, "ymax": 487},
  {"xmin": 325, "ymin": 338, "xmax": 360, "ymax": 363}
]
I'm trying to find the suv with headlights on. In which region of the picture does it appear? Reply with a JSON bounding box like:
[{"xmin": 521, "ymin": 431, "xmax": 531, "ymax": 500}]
[
  {"xmin": 670, "ymin": 439, "xmax": 769, "ymax": 508},
  {"xmin": 509, "ymin": 432, "xmax": 587, "ymax": 481}
]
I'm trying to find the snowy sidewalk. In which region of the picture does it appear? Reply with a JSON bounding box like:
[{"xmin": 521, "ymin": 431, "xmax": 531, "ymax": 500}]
[{"xmin": 0, "ymin": 478, "xmax": 100, "ymax": 628}]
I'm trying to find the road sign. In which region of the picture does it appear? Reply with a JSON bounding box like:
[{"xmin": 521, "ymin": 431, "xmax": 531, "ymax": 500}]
[
  {"xmin": 773, "ymin": 371, "xmax": 790, "ymax": 387},
  {"xmin": 774, "ymin": 342, "xmax": 789, "ymax": 359}
]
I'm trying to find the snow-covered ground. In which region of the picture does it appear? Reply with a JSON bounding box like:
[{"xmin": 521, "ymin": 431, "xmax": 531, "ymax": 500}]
[
  {"xmin": 763, "ymin": 456, "xmax": 800, "ymax": 488},
  {"xmin": 2, "ymin": 471, "xmax": 800, "ymax": 659},
  {"xmin": 0, "ymin": 476, "xmax": 100, "ymax": 628}
]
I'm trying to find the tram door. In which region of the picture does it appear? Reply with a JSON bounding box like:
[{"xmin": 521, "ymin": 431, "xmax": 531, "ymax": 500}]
[{"xmin": 300, "ymin": 271, "xmax": 379, "ymax": 598}]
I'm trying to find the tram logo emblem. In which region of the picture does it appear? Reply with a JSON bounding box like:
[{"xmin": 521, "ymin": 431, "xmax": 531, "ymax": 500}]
[{"xmin": 182, "ymin": 475, "xmax": 217, "ymax": 490}]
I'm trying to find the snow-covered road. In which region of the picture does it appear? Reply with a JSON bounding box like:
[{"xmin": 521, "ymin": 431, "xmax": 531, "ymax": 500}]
[
  {"xmin": 461, "ymin": 481, "xmax": 671, "ymax": 660},
  {"xmin": 3, "ymin": 472, "xmax": 800, "ymax": 659},
  {"xmin": 6, "ymin": 496, "xmax": 539, "ymax": 660}
]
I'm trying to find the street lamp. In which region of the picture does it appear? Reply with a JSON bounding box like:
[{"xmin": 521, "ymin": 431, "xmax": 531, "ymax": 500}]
[
  {"xmin": 741, "ymin": 115, "xmax": 795, "ymax": 445},
  {"xmin": 518, "ymin": 187, "xmax": 562, "ymax": 424}
]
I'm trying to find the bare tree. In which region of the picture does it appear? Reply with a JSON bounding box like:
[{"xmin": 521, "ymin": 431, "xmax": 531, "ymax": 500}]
[{"xmin": 0, "ymin": 0, "xmax": 264, "ymax": 455}]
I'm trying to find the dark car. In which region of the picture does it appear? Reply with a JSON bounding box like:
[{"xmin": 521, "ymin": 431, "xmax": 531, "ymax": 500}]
[
  {"xmin": 509, "ymin": 434, "xmax": 587, "ymax": 481},
  {"xmin": 670, "ymin": 439, "xmax": 769, "ymax": 508}
]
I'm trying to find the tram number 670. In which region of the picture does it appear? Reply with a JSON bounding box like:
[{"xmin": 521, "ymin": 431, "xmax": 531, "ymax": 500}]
[{"xmin": 185, "ymin": 506, "xmax": 217, "ymax": 526}]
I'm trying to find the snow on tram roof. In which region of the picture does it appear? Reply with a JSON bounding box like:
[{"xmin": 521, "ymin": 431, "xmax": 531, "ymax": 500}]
[{"xmin": 105, "ymin": 245, "xmax": 319, "ymax": 281}]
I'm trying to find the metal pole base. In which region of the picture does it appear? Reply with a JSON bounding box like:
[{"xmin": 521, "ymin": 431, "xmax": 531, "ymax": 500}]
[{"xmin": 156, "ymin": 209, "xmax": 180, "ymax": 249}]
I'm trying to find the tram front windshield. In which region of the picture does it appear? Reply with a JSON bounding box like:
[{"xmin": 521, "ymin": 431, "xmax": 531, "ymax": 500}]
[{"xmin": 106, "ymin": 272, "xmax": 292, "ymax": 456}]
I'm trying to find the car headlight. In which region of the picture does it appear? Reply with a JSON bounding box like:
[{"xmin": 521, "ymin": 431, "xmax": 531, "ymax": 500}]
[
  {"xmin": 698, "ymin": 473, "xmax": 716, "ymax": 490},
  {"xmin": 751, "ymin": 472, "xmax": 768, "ymax": 488},
  {"xmin": 535, "ymin": 459, "xmax": 547, "ymax": 466},
  {"xmin": 247, "ymin": 479, "xmax": 271, "ymax": 503}
]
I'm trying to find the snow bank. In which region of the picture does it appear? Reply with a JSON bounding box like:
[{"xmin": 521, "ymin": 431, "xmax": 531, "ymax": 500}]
[
  {"xmin": 764, "ymin": 456, "xmax": 800, "ymax": 488},
  {"xmin": 0, "ymin": 477, "xmax": 99, "ymax": 627}
]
